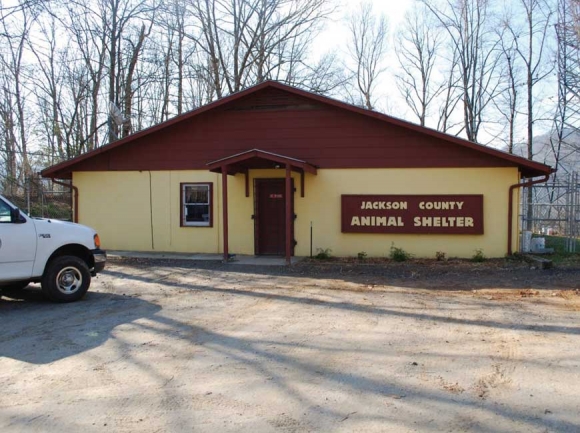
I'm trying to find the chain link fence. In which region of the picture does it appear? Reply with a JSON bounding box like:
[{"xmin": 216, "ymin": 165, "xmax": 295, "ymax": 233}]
[
  {"xmin": 0, "ymin": 175, "xmax": 73, "ymax": 221},
  {"xmin": 521, "ymin": 172, "xmax": 580, "ymax": 253}
]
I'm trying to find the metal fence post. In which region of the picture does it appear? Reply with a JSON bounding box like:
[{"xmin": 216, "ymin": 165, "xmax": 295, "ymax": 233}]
[{"xmin": 26, "ymin": 176, "xmax": 31, "ymax": 216}]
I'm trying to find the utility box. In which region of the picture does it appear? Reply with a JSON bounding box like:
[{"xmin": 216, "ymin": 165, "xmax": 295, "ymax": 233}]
[{"xmin": 530, "ymin": 237, "xmax": 546, "ymax": 252}]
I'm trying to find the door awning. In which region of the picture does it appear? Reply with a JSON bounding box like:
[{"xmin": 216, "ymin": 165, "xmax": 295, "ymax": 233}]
[
  {"xmin": 207, "ymin": 149, "xmax": 317, "ymax": 175},
  {"xmin": 209, "ymin": 149, "xmax": 312, "ymax": 265}
]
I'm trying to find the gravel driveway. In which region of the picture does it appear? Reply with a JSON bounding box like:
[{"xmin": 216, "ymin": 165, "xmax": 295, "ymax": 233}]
[{"xmin": 1, "ymin": 258, "xmax": 580, "ymax": 432}]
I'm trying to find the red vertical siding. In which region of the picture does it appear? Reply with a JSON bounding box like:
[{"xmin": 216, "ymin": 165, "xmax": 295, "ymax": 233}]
[{"xmin": 68, "ymin": 90, "xmax": 514, "ymax": 173}]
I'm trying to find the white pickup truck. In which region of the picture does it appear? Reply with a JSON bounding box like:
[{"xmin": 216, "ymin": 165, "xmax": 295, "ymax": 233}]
[{"xmin": 0, "ymin": 194, "xmax": 106, "ymax": 302}]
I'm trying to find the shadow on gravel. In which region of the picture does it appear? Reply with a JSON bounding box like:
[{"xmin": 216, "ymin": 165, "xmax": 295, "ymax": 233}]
[
  {"xmin": 108, "ymin": 257, "xmax": 580, "ymax": 292},
  {"xmin": 104, "ymin": 268, "xmax": 580, "ymax": 336},
  {"xmin": 3, "ymin": 267, "xmax": 579, "ymax": 432},
  {"xmin": 0, "ymin": 287, "xmax": 161, "ymax": 364},
  {"xmin": 128, "ymin": 304, "xmax": 580, "ymax": 432}
]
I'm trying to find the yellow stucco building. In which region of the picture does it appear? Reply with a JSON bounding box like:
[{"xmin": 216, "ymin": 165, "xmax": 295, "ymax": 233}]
[{"xmin": 42, "ymin": 82, "xmax": 552, "ymax": 262}]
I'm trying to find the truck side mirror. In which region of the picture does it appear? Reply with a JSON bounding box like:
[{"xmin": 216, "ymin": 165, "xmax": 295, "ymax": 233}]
[{"xmin": 10, "ymin": 207, "xmax": 25, "ymax": 224}]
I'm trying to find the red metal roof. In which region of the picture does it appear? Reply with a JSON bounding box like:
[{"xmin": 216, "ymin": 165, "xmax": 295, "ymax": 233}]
[{"xmin": 41, "ymin": 81, "xmax": 553, "ymax": 179}]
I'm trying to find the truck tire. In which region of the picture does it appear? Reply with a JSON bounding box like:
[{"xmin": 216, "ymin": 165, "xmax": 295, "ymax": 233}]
[{"xmin": 41, "ymin": 256, "xmax": 91, "ymax": 303}]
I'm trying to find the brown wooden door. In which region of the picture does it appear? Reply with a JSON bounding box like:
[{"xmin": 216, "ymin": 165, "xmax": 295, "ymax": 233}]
[{"xmin": 254, "ymin": 179, "xmax": 294, "ymax": 255}]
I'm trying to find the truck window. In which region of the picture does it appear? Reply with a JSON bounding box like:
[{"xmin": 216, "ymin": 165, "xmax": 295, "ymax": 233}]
[{"xmin": 0, "ymin": 200, "xmax": 12, "ymax": 223}]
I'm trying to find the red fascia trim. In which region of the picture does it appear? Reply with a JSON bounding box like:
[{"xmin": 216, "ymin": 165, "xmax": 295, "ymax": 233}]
[
  {"xmin": 207, "ymin": 149, "xmax": 318, "ymax": 175},
  {"xmin": 208, "ymin": 148, "xmax": 308, "ymax": 165}
]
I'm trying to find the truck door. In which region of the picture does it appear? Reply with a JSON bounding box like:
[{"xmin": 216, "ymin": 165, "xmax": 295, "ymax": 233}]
[{"xmin": 0, "ymin": 198, "xmax": 37, "ymax": 281}]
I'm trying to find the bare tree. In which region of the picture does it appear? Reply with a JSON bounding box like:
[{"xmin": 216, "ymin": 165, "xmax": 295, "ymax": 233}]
[
  {"xmin": 550, "ymin": 0, "xmax": 580, "ymax": 179},
  {"xmin": 423, "ymin": 0, "xmax": 502, "ymax": 143},
  {"xmin": 0, "ymin": 75, "xmax": 19, "ymax": 195},
  {"xmin": 29, "ymin": 14, "xmax": 69, "ymax": 162},
  {"xmin": 561, "ymin": 0, "xmax": 580, "ymax": 136},
  {"xmin": 0, "ymin": 0, "xmax": 343, "ymax": 185},
  {"xmin": 436, "ymin": 46, "xmax": 462, "ymax": 133},
  {"xmin": 0, "ymin": 4, "xmax": 35, "ymax": 183},
  {"xmin": 155, "ymin": 0, "xmax": 201, "ymax": 118},
  {"xmin": 168, "ymin": 0, "xmax": 189, "ymax": 115},
  {"xmin": 0, "ymin": 0, "xmax": 44, "ymax": 35},
  {"xmin": 505, "ymin": 0, "xmax": 554, "ymax": 230},
  {"xmin": 395, "ymin": 6, "xmax": 442, "ymax": 126},
  {"xmin": 64, "ymin": 1, "xmax": 110, "ymax": 151},
  {"xmin": 103, "ymin": 0, "xmax": 157, "ymax": 141},
  {"xmin": 507, "ymin": 0, "xmax": 553, "ymax": 161},
  {"xmin": 494, "ymin": 19, "xmax": 522, "ymax": 154},
  {"xmin": 122, "ymin": 21, "xmax": 154, "ymax": 137},
  {"xmin": 189, "ymin": 0, "xmax": 331, "ymax": 99},
  {"xmin": 291, "ymin": 51, "xmax": 349, "ymax": 96},
  {"xmin": 190, "ymin": 0, "xmax": 226, "ymax": 97},
  {"xmin": 345, "ymin": 1, "xmax": 389, "ymax": 110}
]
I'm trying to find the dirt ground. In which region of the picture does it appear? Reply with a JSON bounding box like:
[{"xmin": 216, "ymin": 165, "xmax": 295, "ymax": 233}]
[{"xmin": 1, "ymin": 257, "xmax": 580, "ymax": 432}]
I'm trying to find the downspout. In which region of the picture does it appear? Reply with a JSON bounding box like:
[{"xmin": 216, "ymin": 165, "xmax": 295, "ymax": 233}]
[
  {"xmin": 51, "ymin": 178, "xmax": 79, "ymax": 223},
  {"xmin": 507, "ymin": 173, "xmax": 551, "ymax": 255}
]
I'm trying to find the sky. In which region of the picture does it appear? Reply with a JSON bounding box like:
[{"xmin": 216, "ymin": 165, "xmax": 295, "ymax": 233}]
[
  {"xmin": 314, "ymin": 0, "xmax": 421, "ymax": 117},
  {"xmin": 312, "ymin": 0, "xmax": 462, "ymax": 140},
  {"xmin": 319, "ymin": 0, "xmax": 414, "ymax": 46},
  {"xmin": 315, "ymin": 0, "xmax": 414, "ymax": 73},
  {"xmin": 314, "ymin": 0, "xmax": 557, "ymax": 149}
]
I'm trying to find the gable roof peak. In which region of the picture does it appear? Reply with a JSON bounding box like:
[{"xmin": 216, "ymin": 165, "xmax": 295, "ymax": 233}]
[{"xmin": 41, "ymin": 80, "xmax": 552, "ymax": 179}]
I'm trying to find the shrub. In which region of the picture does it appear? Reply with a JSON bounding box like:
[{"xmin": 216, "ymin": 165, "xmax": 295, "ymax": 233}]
[
  {"xmin": 471, "ymin": 249, "xmax": 486, "ymax": 262},
  {"xmin": 390, "ymin": 244, "xmax": 413, "ymax": 262},
  {"xmin": 357, "ymin": 251, "xmax": 368, "ymax": 260},
  {"xmin": 315, "ymin": 248, "xmax": 332, "ymax": 260},
  {"xmin": 435, "ymin": 251, "xmax": 447, "ymax": 261}
]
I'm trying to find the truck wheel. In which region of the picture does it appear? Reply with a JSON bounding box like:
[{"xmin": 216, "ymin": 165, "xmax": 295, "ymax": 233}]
[{"xmin": 41, "ymin": 256, "xmax": 91, "ymax": 303}]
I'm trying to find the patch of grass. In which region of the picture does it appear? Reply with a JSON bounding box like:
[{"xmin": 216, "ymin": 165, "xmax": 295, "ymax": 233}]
[
  {"xmin": 534, "ymin": 235, "xmax": 580, "ymax": 266},
  {"xmin": 390, "ymin": 244, "xmax": 413, "ymax": 262},
  {"xmin": 357, "ymin": 251, "xmax": 368, "ymax": 261},
  {"xmin": 542, "ymin": 235, "xmax": 580, "ymax": 254},
  {"xmin": 505, "ymin": 252, "xmax": 526, "ymax": 262},
  {"xmin": 471, "ymin": 249, "xmax": 486, "ymax": 263},
  {"xmin": 314, "ymin": 248, "xmax": 332, "ymax": 260}
]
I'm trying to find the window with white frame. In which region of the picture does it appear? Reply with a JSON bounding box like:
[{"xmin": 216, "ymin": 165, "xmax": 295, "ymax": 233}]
[{"xmin": 181, "ymin": 183, "xmax": 212, "ymax": 227}]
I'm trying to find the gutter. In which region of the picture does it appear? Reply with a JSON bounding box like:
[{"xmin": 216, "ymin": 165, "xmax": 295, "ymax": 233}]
[
  {"xmin": 51, "ymin": 178, "xmax": 79, "ymax": 223},
  {"xmin": 507, "ymin": 174, "xmax": 551, "ymax": 255}
]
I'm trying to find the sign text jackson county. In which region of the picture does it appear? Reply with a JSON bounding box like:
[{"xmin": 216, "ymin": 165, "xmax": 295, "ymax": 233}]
[{"xmin": 341, "ymin": 195, "xmax": 484, "ymax": 234}]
